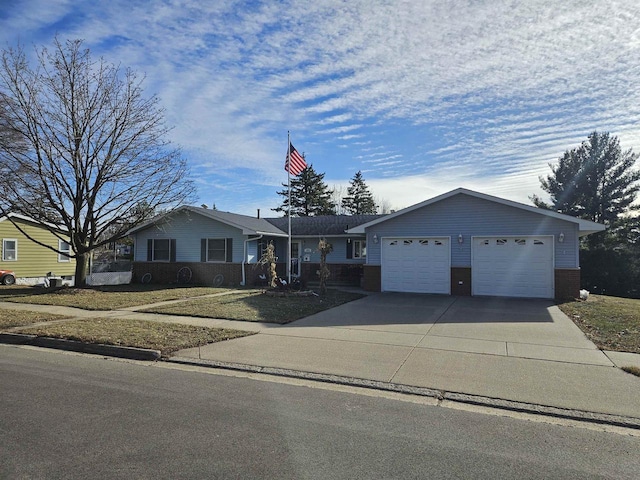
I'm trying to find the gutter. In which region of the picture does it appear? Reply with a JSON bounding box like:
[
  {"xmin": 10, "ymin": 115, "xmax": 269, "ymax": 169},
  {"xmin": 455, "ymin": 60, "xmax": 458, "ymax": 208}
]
[{"xmin": 241, "ymin": 235, "xmax": 263, "ymax": 286}]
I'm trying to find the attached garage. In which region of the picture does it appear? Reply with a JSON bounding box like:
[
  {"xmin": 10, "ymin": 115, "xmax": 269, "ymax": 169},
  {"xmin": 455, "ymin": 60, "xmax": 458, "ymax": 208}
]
[
  {"xmin": 381, "ymin": 237, "xmax": 450, "ymax": 294},
  {"xmin": 472, "ymin": 236, "xmax": 554, "ymax": 298},
  {"xmin": 348, "ymin": 188, "xmax": 605, "ymax": 300}
]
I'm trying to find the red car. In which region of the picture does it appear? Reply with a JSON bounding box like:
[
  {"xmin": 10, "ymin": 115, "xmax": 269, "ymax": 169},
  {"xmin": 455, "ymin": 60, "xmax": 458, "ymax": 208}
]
[{"xmin": 0, "ymin": 270, "xmax": 16, "ymax": 285}]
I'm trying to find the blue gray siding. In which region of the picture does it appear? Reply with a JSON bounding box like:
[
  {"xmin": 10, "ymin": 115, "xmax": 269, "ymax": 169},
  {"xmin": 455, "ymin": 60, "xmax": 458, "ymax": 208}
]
[
  {"xmin": 272, "ymin": 236, "xmax": 367, "ymax": 264},
  {"xmin": 365, "ymin": 194, "xmax": 579, "ymax": 268},
  {"xmin": 133, "ymin": 210, "xmax": 246, "ymax": 263}
]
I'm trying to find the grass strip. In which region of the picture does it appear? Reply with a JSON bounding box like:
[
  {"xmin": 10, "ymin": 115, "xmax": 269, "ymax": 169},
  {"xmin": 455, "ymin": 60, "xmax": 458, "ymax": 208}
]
[
  {"xmin": 558, "ymin": 294, "xmax": 640, "ymax": 354},
  {"xmin": 11, "ymin": 317, "xmax": 254, "ymax": 356},
  {"xmin": 0, "ymin": 309, "xmax": 67, "ymax": 330},
  {"xmin": 144, "ymin": 289, "xmax": 366, "ymax": 323},
  {"xmin": 621, "ymin": 366, "xmax": 640, "ymax": 377},
  {"xmin": 2, "ymin": 285, "xmax": 233, "ymax": 310}
]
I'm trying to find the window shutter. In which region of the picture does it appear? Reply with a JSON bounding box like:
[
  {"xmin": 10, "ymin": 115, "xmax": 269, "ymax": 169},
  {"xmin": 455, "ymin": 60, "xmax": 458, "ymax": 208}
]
[
  {"xmin": 170, "ymin": 239, "xmax": 176, "ymax": 262},
  {"xmin": 226, "ymin": 238, "xmax": 233, "ymax": 262},
  {"xmin": 147, "ymin": 239, "xmax": 153, "ymax": 261},
  {"xmin": 346, "ymin": 239, "xmax": 352, "ymax": 259},
  {"xmin": 201, "ymin": 239, "xmax": 207, "ymax": 262}
]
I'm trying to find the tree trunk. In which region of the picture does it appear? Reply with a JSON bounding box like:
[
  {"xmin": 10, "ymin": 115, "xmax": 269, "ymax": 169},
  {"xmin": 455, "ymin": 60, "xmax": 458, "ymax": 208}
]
[{"xmin": 75, "ymin": 252, "xmax": 89, "ymax": 287}]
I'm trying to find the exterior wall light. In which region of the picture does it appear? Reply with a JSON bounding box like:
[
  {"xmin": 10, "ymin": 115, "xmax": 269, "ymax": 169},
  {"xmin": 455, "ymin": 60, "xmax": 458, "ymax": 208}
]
[
  {"xmin": 373, "ymin": 234, "xmax": 378, "ymax": 244},
  {"xmin": 558, "ymin": 232, "xmax": 565, "ymax": 243},
  {"xmin": 458, "ymin": 233, "xmax": 463, "ymax": 244}
]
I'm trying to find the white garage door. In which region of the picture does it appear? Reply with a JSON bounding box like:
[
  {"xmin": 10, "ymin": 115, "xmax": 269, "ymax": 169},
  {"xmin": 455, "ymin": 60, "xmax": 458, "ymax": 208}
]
[
  {"xmin": 382, "ymin": 238, "xmax": 450, "ymax": 294},
  {"xmin": 472, "ymin": 236, "xmax": 554, "ymax": 298}
]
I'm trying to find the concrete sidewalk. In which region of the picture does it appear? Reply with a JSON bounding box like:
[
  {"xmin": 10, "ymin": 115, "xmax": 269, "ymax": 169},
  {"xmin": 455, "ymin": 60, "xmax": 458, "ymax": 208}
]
[{"xmin": 174, "ymin": 294, "xmax": 640, "ymax": 420}]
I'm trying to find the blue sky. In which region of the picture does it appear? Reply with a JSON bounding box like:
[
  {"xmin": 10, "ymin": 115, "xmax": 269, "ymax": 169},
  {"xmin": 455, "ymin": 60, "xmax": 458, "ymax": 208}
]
[{"xmin": 2, "ymin": 0, "xmax": 639, "ymax": 215}]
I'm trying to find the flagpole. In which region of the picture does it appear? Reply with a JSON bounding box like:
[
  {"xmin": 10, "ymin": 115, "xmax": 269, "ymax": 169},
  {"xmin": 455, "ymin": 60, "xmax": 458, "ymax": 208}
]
[{"xmin": 287, "ymin": 131, "xmax": 292, "ymax": 284}]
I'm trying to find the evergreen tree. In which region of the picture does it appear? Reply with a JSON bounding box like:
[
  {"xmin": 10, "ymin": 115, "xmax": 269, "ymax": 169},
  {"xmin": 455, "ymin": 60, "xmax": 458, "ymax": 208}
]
[
  {"xmin": 532, "ymin": 131, "xmax": 640, "ymax": 297},
  {"xmin": 531, "ymin": 131, "xmax": 639, "ymax": 225},
  {"xmin": 273, "ymin": 164, "xmax": 336, "ymax": 216},
  {"xmin": 341, "ymin": 171, "xmax": 377, "ymax": 214}
]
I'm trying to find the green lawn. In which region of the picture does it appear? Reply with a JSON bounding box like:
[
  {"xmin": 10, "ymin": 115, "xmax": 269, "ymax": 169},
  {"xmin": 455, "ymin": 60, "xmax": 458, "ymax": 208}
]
[
  {"xmin": 558, "ymin": 294, "xmax": 640, "ymax": 354},
  {"xmin": 1, "ymin": 284, "xmax": 233, "ymax": 310},
  {"xmin": 143, "ymin": 289, "xmax": 366, "ymax": 323},
  {"xmin": 11, "ymin": 317, "xmax": 254, "ymax": 356}
]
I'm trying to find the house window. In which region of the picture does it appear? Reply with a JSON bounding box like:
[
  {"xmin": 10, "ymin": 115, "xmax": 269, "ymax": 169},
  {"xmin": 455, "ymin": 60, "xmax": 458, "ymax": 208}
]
[
  {"xmin": 2, "ymin": 239, "xmax": 17, "ymax": 261},
  {"xmin": 152, "ymin": 239, "xmax": 171, "ymax": 261},
  {"xmin": 207, "ymin": 238, "xmax": 227, "ymax": 262},
  {"xmin": 58, "ymin": 240, "xmax": 71, "ymax": 262},
  {"xmin": 353, "ymin": 240, "xmax": 366, "ymax": 259}
]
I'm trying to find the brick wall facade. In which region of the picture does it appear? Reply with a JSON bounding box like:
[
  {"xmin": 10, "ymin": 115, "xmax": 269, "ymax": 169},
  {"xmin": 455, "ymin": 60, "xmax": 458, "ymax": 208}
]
[
  {"xmin": 363, "ymin": 265, "xmax": 381, "ymax": 292},
  {"xmin": 555, "ymin": 268, "xmax": 580, "ymax": 301},
  {"xmin": 133, "ymin": 262, "xmax": 243, "ymax": 286},
  {"xmin": 451, "ymin": 267, "xmax": 472, "ymax": 296}
]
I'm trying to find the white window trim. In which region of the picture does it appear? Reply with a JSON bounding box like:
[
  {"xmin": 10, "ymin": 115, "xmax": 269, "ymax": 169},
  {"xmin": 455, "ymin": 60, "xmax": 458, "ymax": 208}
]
[
  {"xmin": 206, "ymin": 238, "xmax": 228, "ymax": 263},
  {"xmin": 353, "ymin": 239, "xmax": 366, "ymax": 259},
  {"xmin": 151, "ymin": 238, "xmax": 171, "ymax": 262},
  {"xmin": 58, "ymin": 240, "xmax": 71, "ymax": 262},
  {"xmin": 2, "ymin": 238, "xmax": 17, "ymax": 261}
]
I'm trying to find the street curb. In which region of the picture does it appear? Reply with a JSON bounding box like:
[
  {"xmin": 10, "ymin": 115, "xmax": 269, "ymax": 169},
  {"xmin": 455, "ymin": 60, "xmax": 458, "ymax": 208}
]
[
  {"xmin": 167, "ymin": 356, "xmax": 640, "ymax": 430},
  {"xmin": 0, "ymin": 333, "xmax": 161, "ymax": 361}
]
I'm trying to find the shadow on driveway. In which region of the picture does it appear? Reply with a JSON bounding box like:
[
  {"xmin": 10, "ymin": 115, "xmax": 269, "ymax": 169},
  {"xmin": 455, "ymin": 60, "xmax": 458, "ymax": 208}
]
[{"xmin": 289, "ymin": 293, "xmax": 556, "ymax": 329}]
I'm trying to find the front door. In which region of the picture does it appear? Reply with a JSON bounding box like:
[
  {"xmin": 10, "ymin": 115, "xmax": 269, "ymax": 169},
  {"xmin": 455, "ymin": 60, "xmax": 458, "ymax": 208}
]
[{"xmin": 291, "ymin": 241, "xmax": 301, "ymax": 277}]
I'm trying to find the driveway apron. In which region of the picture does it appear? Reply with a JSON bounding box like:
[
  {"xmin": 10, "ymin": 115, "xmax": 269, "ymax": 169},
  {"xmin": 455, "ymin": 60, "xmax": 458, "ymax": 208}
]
[{"xmin": 178, "ymin": 293, "xmax": 640, "ymax": 419}]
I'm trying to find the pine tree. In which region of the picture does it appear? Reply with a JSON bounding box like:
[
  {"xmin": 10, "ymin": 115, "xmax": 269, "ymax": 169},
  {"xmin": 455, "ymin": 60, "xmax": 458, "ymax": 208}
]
[
  {"xmin": 273, "ymin": 164, "xmax": 336, "ymax": 216},
  {"xmin": 531, "ymin": 131, "xmax": 639, "ymax": 225},
  {"xmin": 341, "ymin": 171, "xmax": 377, "ymax": 214},
  {"xmin": 532, "ymin": 131, "xmax": 640, "ymax": 297}
]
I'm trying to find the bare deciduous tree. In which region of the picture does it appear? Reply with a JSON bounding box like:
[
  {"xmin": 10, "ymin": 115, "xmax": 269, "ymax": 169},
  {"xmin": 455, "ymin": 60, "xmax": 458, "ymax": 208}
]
[{"xmin": 0, "ymin": 39, "xmax": 195, "ymax": 285}]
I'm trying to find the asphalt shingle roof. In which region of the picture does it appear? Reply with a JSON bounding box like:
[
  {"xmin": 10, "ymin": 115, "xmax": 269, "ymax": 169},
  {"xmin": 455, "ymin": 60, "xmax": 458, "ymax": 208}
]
[{"xmin": 266, "ymin": 214, "xmax": 385, "ymax": 236}]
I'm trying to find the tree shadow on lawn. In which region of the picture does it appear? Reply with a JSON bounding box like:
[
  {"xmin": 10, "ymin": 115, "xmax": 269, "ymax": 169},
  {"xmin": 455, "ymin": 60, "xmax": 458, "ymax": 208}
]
[
  {"xmin": 147, "ymin": 289, "xmax": 365, "ymax": 324},
  {"xmin": 0, "ymin": 283, "xmax": 221, "ymax": 298}
]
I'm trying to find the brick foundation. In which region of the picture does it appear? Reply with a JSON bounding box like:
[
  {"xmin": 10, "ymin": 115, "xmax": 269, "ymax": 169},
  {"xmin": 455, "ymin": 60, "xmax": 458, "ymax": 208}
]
[
  {"xmin": 451, "ymin": 267, "xmax": 471, "ymax": 296},
  {"xmin": 133, "ymin": 262, "xmax": 243, "ymax": 286},
  {"xmin": 363, "ymin": 265, "xmax": 381, "ymax": 292},
  {"xmin": 555, "ymin": 268, "xmax": 580, "ymax": 301},
  {"xmin": 299, "ymin": 263, "xmax": 363, "ymax": 286}
]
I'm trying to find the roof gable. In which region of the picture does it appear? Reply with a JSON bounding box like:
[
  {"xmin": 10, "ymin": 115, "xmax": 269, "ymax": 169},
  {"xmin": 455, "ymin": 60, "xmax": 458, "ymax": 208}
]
[
  {"xmin": 127, "ymin": 206, "xmax": 288, "ymax": 237},
  {"xmin": 347, "ymin": 188, "xmax": 606, "ymax": 236}
]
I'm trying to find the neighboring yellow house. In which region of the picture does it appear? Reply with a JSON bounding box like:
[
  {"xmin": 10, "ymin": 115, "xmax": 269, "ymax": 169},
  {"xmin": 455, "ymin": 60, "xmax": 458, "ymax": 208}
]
[{"xmin": 0, "ymin": 214, "xmax": 76, "ymax": 285}]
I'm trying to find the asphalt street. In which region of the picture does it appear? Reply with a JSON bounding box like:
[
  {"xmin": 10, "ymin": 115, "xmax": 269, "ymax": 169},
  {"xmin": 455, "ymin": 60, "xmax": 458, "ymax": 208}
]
[{"xmin": 2, "ymin": 345, "xmax": 639, "ymax": 479}]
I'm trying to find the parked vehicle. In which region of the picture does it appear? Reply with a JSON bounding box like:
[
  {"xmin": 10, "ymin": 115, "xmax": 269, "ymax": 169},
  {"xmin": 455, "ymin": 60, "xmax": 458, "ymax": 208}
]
[{"xmin": 0, "ymin": 269, "xmax": 16, "ymax": 285}]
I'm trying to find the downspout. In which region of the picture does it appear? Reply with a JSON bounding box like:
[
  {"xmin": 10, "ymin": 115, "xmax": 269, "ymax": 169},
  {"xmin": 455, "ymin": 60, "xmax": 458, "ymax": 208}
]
[{"xmin": 241, "ymin": 235, "xmax": 263, "ymax": 286}]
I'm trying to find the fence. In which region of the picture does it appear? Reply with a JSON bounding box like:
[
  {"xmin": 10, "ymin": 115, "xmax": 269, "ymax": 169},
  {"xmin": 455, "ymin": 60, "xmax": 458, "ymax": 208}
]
[{"xmin": 86, "ymin": 271, "xmax": 132, "ymax": 286}]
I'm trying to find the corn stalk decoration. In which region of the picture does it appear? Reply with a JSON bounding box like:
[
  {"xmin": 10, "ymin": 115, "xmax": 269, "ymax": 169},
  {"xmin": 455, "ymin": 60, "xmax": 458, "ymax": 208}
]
[
  {"xmin": 318, "ymin": 239, "xmax": 333, "ymax": 295},
  {"xmin": 256, "ymin": 241, "xmax": 278, "ymax": 288}
]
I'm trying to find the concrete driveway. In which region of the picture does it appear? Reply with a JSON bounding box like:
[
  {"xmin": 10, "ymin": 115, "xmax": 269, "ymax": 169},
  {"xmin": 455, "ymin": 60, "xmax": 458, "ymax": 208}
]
[{"xmin": 176, "ymin": 293, "xmax": 640, "ymax": 419}]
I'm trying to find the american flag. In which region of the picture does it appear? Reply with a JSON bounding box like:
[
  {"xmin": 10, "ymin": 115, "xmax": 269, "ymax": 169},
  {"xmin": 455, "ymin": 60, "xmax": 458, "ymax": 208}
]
[{"xmin": 285, "ymin": 142, "xmax": 307, "ymax": 176}]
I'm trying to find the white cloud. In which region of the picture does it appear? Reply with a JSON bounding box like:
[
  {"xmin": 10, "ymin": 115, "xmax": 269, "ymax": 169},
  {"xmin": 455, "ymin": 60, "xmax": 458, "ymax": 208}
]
[{"xmin": 2, "ymin": 0, "xmax": 640, "ymax": 210}]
